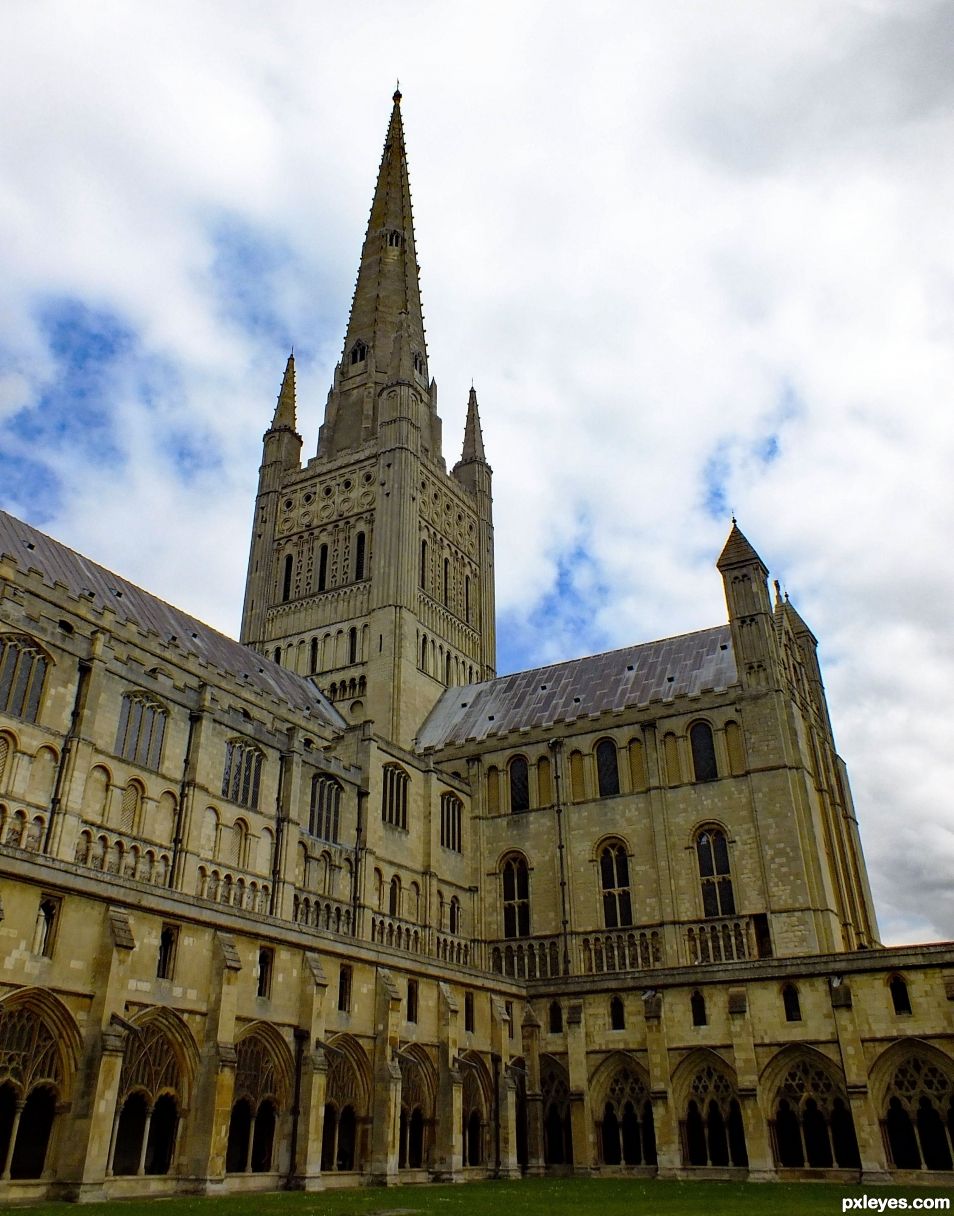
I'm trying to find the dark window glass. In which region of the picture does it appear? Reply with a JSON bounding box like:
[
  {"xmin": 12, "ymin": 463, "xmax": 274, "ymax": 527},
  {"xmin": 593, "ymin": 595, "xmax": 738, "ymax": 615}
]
[
  {"xmin": 509, "ymin": 756, "xmax": 530, "ymax": 813},
  {"xmin": 690, "ymin": 722, "xmax": 718, "ymax": 782},
  {"xmin": 596, "ymin": 739, "xmax": 620, "ymax": 797}
]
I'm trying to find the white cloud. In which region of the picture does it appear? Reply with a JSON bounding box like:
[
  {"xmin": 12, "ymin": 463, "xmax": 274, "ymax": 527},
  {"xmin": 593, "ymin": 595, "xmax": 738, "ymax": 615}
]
[{"xmin": 1, "ymin": 0, "xmax": 953, "ymax": 944}]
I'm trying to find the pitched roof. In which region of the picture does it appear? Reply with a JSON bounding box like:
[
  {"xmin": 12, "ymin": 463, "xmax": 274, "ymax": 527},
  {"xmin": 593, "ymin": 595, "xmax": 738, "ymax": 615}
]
[
  {"xmin": 417, "ymin": 625, "xmax": 737, "ymax": 750},
  {"xmin": 0, "ymin": 510, "xmax": 346, "ymax": 728}
]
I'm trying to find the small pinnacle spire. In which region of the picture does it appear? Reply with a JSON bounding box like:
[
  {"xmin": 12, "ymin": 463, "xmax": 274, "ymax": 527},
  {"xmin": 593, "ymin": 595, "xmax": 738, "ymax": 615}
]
[
  {"xmin": 460, "ymin": 385, "xmax": 486, "ymax": 462},
  {"xmin": 394, "ymin": 79, "xmax": 401, "ymax": 102},
  {"xmin": 272, "ymin": 352, "xmax": 297, "ymax": 430},
  {"xmin": 717, "ymin": 519, "xmax": 766, "ymax": 572}
]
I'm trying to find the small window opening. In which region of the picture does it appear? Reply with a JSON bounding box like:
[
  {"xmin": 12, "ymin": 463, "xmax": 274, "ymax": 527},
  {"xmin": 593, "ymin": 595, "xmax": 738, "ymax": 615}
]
[
  {"xmin": 281, "ymin": 553, "xmax": 293, "ymax": 602},
  {"xmin": 782, "ymin": 983, "xmax": 801, "ymax": 1022},
  {"xmin": 257, "ymin": 947, "xmax": 273, "ymax": 999},
  {"xmin": 350, "ymin": 341, "xmax": 367, "ymax": 365},
  {"xmin": 464, "ymin": 992, "xmax": 475, "ymax": 1033},
  {"xmin": 549, "ymin": 1001, "xmax": 563, "ymax": 1034},
  {"xmin": 338, "ymin": 963, "xmax": 352, "ymax": 1012},
  {"xmin": 407, "ymin": 978, "xmax": 419, "ymax": 1023},
  {"xmin": 348, "ymin": 627, "xmax": 358, "ymax": 665},
  {"xmin": 157, "ymin": 925, "xmax": 178, "ymax": 980},
  {"xmin": 890, "ymin": 974, "xmax": 912, "ymax": 1015},
  {"xmin": 355, "ymin": 531, "xmax": 366, "ymax": 580},
  {"xmin": 610, "ymin": 995, "xmax": 625, "ymax": 1030},
  {"xmin": 318, "ymin": 544, "xmax": 329, "ymax": 592},
  {"xmin": 691, "ymin": 990, "xmax": 707, "ymax": 1026}
]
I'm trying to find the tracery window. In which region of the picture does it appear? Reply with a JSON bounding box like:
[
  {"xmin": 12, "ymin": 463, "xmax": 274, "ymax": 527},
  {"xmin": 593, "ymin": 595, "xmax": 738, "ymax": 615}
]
[
  {"xmin": 222, "ymin": 740, "xmax": 264, "ymax": 811},
  {"xmin": 225, "ymin": 1033, "xmax": 286, "ymax": 1174},
  {"xmin": 882, "ymin": 1054, "xmax": 954, "ymax": 1171},
  {"xmin": 381, "ymin": 764, "xmax": 409, "ymax": 829},
  {"xmin": 0, "ymin": 1002, "xmax": 64, "ymax": 1178},
  {"xmin": 116, "ymin": 693, "xmax": 167, "ymax": 771},
  {"xmin": 0, "ymin": 634, "xmax": 48, "ymax": 723},
  {"xmin": 509, "ymin": 755, "xmax": 530, "ymax": 813},
  {"xmin": 310, "ymin": 774, "xmax": 342, "ymax": 842},
  {"xmin": 696, "ymin": 827, "xmax": 735, "ymax": 917},
  {"xmin": 599, "ymin": 1063, "xmax": 656, "ymax": 1166},
  {"xmin": 111, "ymin": 1020, "xmax": 182, "ymax": 1176},
  {"xmin": 542, "ymin": 1057, "xmax": 573, "ymax": 1165},
  {"xmin": 595, "ymin": 738, "xmax": 620, "ymax": 797},
  {"xmin": 690, "ymin": 721, "xmax": 718, "ymax": 782},
  {"xmin": 321, "ymin": 1042, "xmax": 366, "ymax": 1171},
  {"xmin": 502, "ymin": 854, "xmax": 530, "ymax": 938},
  {"xmin": 772, "ymin": 1057, "xmax": 860, "ymax": 1169},
  {"xmin": 682, "ymin": 1064, "xmax": 748, "ymax": 1167},
  {"xmin": 600, "ymin": 842, "xmax": 633, "ymax": 928},
  {"xmin": 440, "ymin": 792, "xmax": 462, "ymax": 852}
]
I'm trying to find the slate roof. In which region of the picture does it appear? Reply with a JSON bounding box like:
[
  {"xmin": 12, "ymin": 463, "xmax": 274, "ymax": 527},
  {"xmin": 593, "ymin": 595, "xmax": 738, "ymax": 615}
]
[
  {"xmin": 417, "ymin": 624, "xmax": 738, "ymax": 750},
  {"xmin": 0, "ymin": 510, "xmax": 345, "ymax": 729}
]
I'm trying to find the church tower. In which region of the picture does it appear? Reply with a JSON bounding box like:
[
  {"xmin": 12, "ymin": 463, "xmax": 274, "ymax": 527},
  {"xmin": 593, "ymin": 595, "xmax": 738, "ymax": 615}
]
[{"xmin": 240, "ymin": 91, "xmax": 495, "ymax": 747}]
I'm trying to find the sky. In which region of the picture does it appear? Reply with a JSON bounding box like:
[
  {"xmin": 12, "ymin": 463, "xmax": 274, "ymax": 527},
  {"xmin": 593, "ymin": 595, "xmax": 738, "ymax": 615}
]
[{"xmin": 2, "ymin": 0, "xmax": 953, "ymax": 946}]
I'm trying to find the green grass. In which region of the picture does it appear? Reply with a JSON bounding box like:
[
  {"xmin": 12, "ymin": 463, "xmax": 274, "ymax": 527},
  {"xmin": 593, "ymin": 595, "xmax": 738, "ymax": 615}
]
[{"xmin": 19, "ymin": 1177, "xmax": 954, "ymax": 1216}]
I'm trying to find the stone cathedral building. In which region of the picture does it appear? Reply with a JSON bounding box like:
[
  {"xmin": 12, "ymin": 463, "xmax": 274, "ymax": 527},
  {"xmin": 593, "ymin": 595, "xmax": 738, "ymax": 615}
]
[{"xmin": 0, "ymin": 91, "xmax": 952, "ymax": 1203}]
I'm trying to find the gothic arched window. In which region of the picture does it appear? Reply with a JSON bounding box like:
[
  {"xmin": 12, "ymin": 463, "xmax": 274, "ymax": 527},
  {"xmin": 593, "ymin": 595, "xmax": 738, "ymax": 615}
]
[
  {"xmin": 782, "ymin": 983, "xmax": 802, "ymax": 1022},
  {"xmin": 0, "ymin": 634, "xmax": 49, "ymax": 723},
  {"xmin": 440, "ymin": 792, "xmax": 462, "ymax": 852},
  {"xmin": 310, "ymin": 775, "xmax": 342, "ymax": 842},
  {"xmin": 691, "ymin": 990, "xmax": 707, "ymax": 1026},
  {"xmin": 600, "ymin": 842, "xmax": 633, "ymax": 929},
  {"xmin": 696, "ymin": 827, "xmax": 735, "ymax": 918},
  {"xmin": 690, "ymin": 722, "xmax": 718, "ymax": 782},
  {"xmin": 509, "ymin": 756, "xmax": 530, "ymax": 814},
  {"xmin": 350, "ymin": 340, "xmax": 367, "ymax": 365},
  {"xmin": 381, "ymin": 764, "xmax": 409, "ymax": 829},
  {"xmin": 222, "ymin": 740, "xmax": 264, "ymax": 811},
  {"xmin": 610, "ymin": 996, "xmax": 625, "ymax": 1030},
  {"xmin": 116, "ymin": 693, "xmax": 167, "ymax": 771},
  {"xmin": 501, "ymin": 854, "xmax": 530, "ymax": 938},
  {"xmin": 595, "ymin": 738, "xmax": 620, "ymax": 797}
]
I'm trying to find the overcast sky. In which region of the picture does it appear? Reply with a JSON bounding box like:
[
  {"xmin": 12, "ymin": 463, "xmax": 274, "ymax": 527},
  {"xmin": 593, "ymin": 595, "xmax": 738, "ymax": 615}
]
[{"xmin": 2, "ymin": 1, "xmax": 953, "ymax": 945}]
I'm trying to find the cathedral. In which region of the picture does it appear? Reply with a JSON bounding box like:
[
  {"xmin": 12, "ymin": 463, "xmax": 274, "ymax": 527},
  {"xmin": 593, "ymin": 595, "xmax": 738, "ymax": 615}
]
[{"xmin": 1, "ymin": 91, "xmax": 953, "ymax": 1203}]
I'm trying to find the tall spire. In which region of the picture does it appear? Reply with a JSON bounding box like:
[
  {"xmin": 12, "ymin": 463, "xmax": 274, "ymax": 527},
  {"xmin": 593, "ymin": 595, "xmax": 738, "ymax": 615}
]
[
  {"xmin": 460, "ymin": 385, "xmax": 486, "ymax": 463},
  {"xmin": 271, "ymin": 351, "xmax": 297, "ymax": 431},
  {"xmin": 341, "ymin": 88, "xmax": 427, "ymax": 380}
]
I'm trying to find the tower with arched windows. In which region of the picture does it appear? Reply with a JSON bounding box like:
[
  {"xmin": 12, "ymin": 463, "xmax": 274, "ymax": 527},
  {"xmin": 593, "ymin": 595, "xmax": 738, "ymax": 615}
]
[{"xmin": 240, "ymin": 91, "xmax": 495, "ymax": 748}]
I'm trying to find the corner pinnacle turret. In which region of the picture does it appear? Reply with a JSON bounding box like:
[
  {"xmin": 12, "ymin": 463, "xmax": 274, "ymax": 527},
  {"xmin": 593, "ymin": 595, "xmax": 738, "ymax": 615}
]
[
  {"xmin": 271, "ymin": 351, "xmax": 297, "ymax": 432},
  {"xmin": 459, "ymin": 386, "xmax": 487, "ymax": 464}
]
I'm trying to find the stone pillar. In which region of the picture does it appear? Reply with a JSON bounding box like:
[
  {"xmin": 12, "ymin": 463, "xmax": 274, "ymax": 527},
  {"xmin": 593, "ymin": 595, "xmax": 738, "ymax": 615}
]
[
  {"xmin": 434, "ymin": 983, "xmax": 463, "ymax": 1179},
  {"xmin": 726, "ymin": 986, "xmax": 774, "ymax": 1178},
  {"xmin": 520, "ymin": 1000, "xmax": 544, "ymax": 1176},
  {"xmin": 830, "ymin": 983, "xmax": 890, "ymax": 1181},
  {"xmin": 49, "ymin": 907, "xmax": 136, "ymax": 1201},
  {"xmin": 180, "ymin": 932, "xmax": 242, "ymax": 1191},
  {"xmin": 370, "ymin": 968, "xmax": 402, "ymax": 1184},
  {"xmin": 643, "ymin": 992, "xmax": 678, "ymax": 1178},
  {"xmin": 291, "ymin": 952, "xmax": 330, "ymax": 1189},
  {"xmin": 565, "ymin": 1001, "xmax": 594, "ymax": 1173}
]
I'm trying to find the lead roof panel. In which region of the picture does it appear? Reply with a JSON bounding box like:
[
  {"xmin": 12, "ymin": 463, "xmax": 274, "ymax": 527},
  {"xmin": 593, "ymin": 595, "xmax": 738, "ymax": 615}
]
[
  {"xmin": 417, "ymin": 625, "xmax": 737, "ymax": 749},
  {"xmin": 0, "ymin": 510, "xmax": 345, "ymax": 728}
]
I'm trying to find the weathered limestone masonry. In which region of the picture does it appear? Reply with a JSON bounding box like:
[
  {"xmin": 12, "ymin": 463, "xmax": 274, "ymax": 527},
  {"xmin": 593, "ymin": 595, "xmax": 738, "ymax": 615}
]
[{"xmin": 1, "ymin": 90, "xmax": 953, "ymax": 1203}]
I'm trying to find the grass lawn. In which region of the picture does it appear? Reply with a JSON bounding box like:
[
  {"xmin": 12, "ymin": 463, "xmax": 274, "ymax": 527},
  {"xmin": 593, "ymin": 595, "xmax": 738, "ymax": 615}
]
[{"xmin": 20, "ymin": 1177, "xmax": 953, "ymax": 1216}]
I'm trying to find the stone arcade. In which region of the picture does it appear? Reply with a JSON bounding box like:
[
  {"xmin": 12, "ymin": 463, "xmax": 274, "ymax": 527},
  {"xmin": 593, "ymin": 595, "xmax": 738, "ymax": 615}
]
[{"xmin": 1, "ymin": 92, "xmax": 953, "ymax": 1202}]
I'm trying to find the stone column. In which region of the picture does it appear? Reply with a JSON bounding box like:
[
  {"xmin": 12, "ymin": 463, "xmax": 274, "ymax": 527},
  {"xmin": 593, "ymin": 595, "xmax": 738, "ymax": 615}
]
[
  {"xmin": 830, "ymin": 983, "xmax": 890, "ymax": 1181},
  {"xmin": 520, "ymin": 1000, "xmax": 544, "ymax": 1176},
  {"xmin": 290, "ymin": 953, "xmax": 330, "ymax": 1189},
  {"xmin": 726, "ymin": 985, "xmax": 774, "ymax": 1178},
  {"xmin": 565, "ymin": 1002, "xmax": 594, "ymax": 1173},
  {"xmin": 370, "ymin": 969, "xmax": 402, "ymax": 1184},
  {"xmin": 180, "ymin": 932, "xmax": 242, "ymax": 1191},
  {"xmin": 643, "ymin": 992, "xmax": 678, "ymax": 1178},
  {"xmin": 434, "ymin": 983, "xmax": 462, "ymax": 1179}
]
